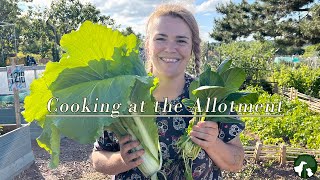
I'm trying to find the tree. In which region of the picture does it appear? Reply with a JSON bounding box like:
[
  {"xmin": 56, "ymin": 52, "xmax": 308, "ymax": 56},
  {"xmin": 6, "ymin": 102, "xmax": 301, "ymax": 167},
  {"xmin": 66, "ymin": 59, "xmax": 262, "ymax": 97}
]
[
  {"xmin": 0, "ymin": 0, "xmax": 26, "ymax": 66},
  {"xmin": 213, "ymin": 41, "xmax": 275, "ymax": 80},
  {"xmin": 211, "ymin": 0, "xmax": 319, "ymax": 49},
  {"xmin": 0, "ymin": 0, "xmax": 22, "ymax": 23},
  {"xmin": 17, "ymin": 7, "xmax": 50, "ymax": 58},
  {"xmin": 301, "ymin": 4, "xmax": 320, "ymax": 44},
  {"xmin": 15, "ymin": 0, "xmax": 118, "ymax": 62},
  {"xmin": 121, "ymin": 26, "xmax": 143, "ymax": 41}
]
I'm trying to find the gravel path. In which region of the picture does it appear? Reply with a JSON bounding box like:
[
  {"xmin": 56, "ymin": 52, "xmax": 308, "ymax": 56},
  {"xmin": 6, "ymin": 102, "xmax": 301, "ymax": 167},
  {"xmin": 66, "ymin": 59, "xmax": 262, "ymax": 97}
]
[{"xmin": 14, "ymin": 137, "xmax": 111, "ymax": 180}]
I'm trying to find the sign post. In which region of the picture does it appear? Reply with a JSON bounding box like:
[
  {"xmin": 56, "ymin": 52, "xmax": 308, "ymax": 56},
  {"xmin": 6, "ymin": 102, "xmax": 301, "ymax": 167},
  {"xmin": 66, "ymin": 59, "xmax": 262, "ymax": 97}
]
[{"xmin": 6, "ymin": 57, "xmax": 26, "ymax": 128}]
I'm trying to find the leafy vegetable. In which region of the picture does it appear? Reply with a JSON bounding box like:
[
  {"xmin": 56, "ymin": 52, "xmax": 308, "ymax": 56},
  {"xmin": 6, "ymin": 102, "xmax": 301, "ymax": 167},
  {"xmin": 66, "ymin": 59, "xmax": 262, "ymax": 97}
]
[
  {"xmin": 178, "ymin": 60, "xmax": 259, "ymax": 179},
  {"xmin": 22, "ymin": 21, "xmax": 161, "ymax": 178},
  {"xmin": 241, "ymin": 86, "xmax": 320, "ymax": 149}
]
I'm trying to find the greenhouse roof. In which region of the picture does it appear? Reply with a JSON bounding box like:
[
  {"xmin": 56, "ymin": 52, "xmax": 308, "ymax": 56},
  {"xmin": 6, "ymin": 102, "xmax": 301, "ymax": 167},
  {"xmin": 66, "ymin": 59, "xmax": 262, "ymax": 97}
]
[{"xmin": 274, "ymin": 56, "xmax": 301, "ymax": 63}]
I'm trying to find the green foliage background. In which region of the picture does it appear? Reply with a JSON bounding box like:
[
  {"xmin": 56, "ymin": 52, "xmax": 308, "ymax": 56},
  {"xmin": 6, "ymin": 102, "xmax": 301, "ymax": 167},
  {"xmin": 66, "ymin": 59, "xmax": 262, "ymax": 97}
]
[
  {"xmin": 273, "ymin": 64, "xmax": 320, "ymax": 98},
  {"xmin": 240, "ymin": 86, "xmax": 320, "ymax": 149}
]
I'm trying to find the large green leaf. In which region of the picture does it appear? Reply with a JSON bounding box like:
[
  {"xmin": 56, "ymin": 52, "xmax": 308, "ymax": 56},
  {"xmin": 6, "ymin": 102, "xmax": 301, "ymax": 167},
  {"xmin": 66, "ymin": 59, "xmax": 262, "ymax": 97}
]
[
  {"xmin": 192, "ymin": 86, "xmax": 231, "ymax": 107},
  {"xmin": 36, "ymin": 117, "xmax": 61, "ymax": 168},
  {"xmin": 220, "ymin": 67, "xmax": 246, "ymax": 91},
  {"xmin": 44, "ymin": 70, "xmax": 155, "ymax": 167},
  {"xmin": 50, "ymin": 47, "xmax": 146, "ymax": 91},
  {"xmin": 217, "ymin": 59, "xmax": 232, "ymax": 74},
  {"xmin": 226, "ymin": 92, "xmax": 259, "ymax": 104},
  {"xmin": 181, "ymin": 99, "xmax": 195, "ymax": 109},
  {"xmin": 59, "ymin": 21, "xmax": 138, "ymax": 67},
  {"xmin": 188, "ymin": 80, "xmax": 200, "ymax": 101},
  {"xmin": 23, "ymin": 21, "xmax": 160, "ymax": 172},
  {"xmin": 53, "ymin": 75, "xmax": 136, "ymax": 134},
  {"xmin": 23, "ymin": 21, "xmax": 138, "ymax": 123},
  {"xmin": 23, "ymin": 77, "xmax": 53, "ymax": 126},
  {"xmin": 199, "ymin": 67, "xmax": 225, "ymax": 87}
]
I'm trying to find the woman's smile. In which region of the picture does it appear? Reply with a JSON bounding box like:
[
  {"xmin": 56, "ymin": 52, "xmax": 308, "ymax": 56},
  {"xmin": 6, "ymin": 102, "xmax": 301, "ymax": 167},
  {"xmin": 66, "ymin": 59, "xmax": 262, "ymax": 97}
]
[{"xmin": 159, "ymin": 57, "xmax": 180, "ymax": 63}]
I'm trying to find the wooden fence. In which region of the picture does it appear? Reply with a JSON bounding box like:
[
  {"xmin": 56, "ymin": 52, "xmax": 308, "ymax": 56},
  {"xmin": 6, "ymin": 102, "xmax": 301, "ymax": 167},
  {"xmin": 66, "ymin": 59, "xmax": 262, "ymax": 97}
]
[
  {"xmin": 244, "ymin": 142, "xmax": 320, "ymax": 165},
  {"xmin": 282, "ymin": 87, "xmax": 320, "ymax": 113}
]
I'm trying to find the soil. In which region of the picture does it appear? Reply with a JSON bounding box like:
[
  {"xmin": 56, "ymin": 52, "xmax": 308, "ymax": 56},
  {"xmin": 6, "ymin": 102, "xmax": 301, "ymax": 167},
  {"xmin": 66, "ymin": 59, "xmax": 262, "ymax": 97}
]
[
  {"xmin": 223, "ymin": 159, "xmax": 320, "ymax": 180},
  {"xmin": 14, "ymin": 137, "xmax": 111, "ymax": 180},
  {"xmin": 0, "ymin": 124, "xmax": 17, "ymax": 136},
  {"xmin": 15, "ymin": 138, "xmax": 319, "ymax": 180}
]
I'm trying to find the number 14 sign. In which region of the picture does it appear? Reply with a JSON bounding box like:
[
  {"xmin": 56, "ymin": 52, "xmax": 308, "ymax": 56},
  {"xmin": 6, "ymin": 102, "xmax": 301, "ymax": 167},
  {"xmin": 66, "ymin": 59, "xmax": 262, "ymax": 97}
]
[{"xmin": 6, "ymin": 65, "xmax": 26, "ymax": 91}]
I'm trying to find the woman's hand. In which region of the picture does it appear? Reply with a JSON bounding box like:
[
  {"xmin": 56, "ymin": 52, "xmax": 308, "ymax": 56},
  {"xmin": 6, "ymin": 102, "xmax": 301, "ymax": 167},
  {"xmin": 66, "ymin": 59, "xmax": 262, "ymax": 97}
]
[
  {"xmin": 91, "ymin": 135, "xmax": 145, "ymax": 175},
  {"xmin": 189, "ymin": 121, "xmax": 245, "ymax": 171},
  {"xmin": 189, "ymin": 121, "xmax": 219, "ymax": 151},
  {"xmin": 119, "ymin": 135, "xmax": 145, "ymax": 169}
]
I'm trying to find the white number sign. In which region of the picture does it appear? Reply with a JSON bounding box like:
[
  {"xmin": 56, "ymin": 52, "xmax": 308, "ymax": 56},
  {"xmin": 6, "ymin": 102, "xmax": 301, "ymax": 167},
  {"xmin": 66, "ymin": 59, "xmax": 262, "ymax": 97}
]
[{"xmin": 6, "ymin": 65, "xmax": 26, "ymax": 91}]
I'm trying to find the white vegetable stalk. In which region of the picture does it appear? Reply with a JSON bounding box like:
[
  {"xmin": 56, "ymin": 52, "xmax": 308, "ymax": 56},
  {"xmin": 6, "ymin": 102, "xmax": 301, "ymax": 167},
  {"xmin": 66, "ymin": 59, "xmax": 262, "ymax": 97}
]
[{"xmin": 122, "ymin": 119, "xmax": 162, "ymax": 178}]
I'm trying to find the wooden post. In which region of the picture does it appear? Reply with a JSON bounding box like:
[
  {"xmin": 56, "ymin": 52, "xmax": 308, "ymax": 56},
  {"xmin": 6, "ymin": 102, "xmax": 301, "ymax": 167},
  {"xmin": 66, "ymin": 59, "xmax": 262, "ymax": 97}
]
[
  {"xmin": 13, "ymin": 89, "xmax": 21, "ymax": 128},
  {"xmin": 308, "ymin": 94, "xmax": 312, "ymax": 106},
  {"xmin": 294, "ymin": 88, "xmax": 297, "ymax": 99},
  {"xmin": 282, "ymin": 86, "xmax": 286, "ymax": 96},
  {"xmin": 254, "ymin": 142, "xmax": 262, "ymax": 163},
  {"xmin": 33, "ymin": 69, "xmax": 37, "ymax": 79},
  {"xmin": 274, "ymin": 82, "xmax": 278, "ymax": 94},
  {"xmin": 290, "ymin": 87, "xmax": 293, "ymax": 100},
  {"xmin": 10, "ymin": 57, "xmax": 21, "ymax": 128},
  {"xmin": 280, "ymin": 144, "xmax": 287, "ymax": 165}
]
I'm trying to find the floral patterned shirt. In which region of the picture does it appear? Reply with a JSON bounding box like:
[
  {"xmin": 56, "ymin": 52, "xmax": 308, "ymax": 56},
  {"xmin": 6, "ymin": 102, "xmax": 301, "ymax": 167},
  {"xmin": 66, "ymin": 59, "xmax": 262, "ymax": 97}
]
[{"xmin": 93, "ymin": 74, "xmax": 245, "ymax": 180}]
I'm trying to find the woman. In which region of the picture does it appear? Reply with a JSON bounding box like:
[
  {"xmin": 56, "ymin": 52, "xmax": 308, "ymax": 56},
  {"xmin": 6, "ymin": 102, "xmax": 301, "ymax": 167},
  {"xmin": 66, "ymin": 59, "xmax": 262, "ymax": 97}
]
[{"xmin": 91, "ymin": 4, "xmax": 245, "ymax": 180}]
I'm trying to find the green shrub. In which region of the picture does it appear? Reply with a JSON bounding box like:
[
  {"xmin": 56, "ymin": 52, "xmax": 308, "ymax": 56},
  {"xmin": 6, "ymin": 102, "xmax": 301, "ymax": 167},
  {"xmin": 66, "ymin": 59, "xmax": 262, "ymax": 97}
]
[
  {"xmin": 240, "ymin": 133, "xmax": 255, "ymax": 146},
  {"xmin": 199, "ymin": 41, "xmax": 275, "ymax": 81},
  {"xmin": 241, "ymin": 88, "xmax": 320, "ymax": 149},
  {"xmin": 273, "ymin": 64, "xmax": 320, "ymax": 98}
]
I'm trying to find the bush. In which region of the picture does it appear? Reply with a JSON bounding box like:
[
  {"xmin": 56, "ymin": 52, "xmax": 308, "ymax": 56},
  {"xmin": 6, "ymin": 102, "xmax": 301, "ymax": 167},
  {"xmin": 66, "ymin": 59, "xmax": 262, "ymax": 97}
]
[
  {"xmin": 273, "ymin": 64, "xmax": 320, "ymax": 98},
  {"xmin": 241, "ymin": 88, "xmax": 320, "ymax": 149},
  {"xmin": 302, "ymin": 43, "xmax": 320, "ymax": 58},
  {"xmin": 203, "ymin": 41, "xmax": 275, "ymax": 81},
  {"xmin": 240, "ymin": 133, "xmax": 255, "ymax": 146}
]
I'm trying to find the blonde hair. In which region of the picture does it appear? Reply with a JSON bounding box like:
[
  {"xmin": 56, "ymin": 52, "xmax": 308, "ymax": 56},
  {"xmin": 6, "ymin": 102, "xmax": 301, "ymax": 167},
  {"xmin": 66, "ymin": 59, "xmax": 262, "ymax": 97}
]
[{"xmin": 145, "ymin": 4, "xmax": 201, "ymax": 76}]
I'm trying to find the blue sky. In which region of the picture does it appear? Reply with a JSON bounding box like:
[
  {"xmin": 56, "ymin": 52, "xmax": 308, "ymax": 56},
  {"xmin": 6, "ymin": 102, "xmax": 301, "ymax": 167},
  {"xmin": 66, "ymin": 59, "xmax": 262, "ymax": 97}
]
[{"xmin": 19, "ymin": 0, "xmax": 256, "ymax": 42}]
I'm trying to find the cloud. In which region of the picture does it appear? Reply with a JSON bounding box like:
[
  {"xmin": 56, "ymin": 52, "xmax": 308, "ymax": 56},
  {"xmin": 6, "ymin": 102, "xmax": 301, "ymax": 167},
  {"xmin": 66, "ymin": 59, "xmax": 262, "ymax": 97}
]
[
  {"xmin": 20, "ymin": 0, "xmax": 227, "ymax": 41},
  {"xmin": 195, "ymin": 0, "xmax": 229, "ymax": 13},
  {"xmin": 20, "ymin": 0, "xmax": 93, "ymax": 10},
  {"xmin": 203, "ymin": 13, "xmax": 213, "ymax": 16},
  {"xmin": 97, "ymin": 0, "xmax": 223, "ymax": 37},
  {"xmin": 91, "ymin": 0, "xmax": 160, "ymax": 34},
  {"xmin": 92, "ymin": 0, "xmax": 199, "ymax": 35},
  {"xmin": 199, "ymin": 25, "xmax": 212, "ymax": 42},
  {"xmin": 18, "ymin": 0, "xmax": 51, "ymax": 12}
]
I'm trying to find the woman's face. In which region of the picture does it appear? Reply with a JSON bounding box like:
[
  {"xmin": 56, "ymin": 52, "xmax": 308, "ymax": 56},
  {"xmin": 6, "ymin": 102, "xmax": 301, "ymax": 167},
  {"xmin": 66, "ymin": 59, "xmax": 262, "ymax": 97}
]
[{"xmin": 147, "ymin": 15, "xmax": 192, "ymax": 78}]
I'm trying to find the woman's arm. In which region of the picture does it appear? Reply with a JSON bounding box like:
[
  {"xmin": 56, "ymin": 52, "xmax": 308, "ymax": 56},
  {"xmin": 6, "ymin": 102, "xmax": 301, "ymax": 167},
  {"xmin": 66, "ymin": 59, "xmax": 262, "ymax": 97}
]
[
  {"xmin": 205, "ymin": 136, "xmax": 244, "ymax": 172},
  {"xmin": 92, "ymin": 151, "xmax": 130, "ymax": 175},
  {"xmin": 190, "ymin": 121, "xmax": 244, "ymax": 172},
  {"xmin": 91, "ymin": 135, "xmax": 145, "ymax": 175}
]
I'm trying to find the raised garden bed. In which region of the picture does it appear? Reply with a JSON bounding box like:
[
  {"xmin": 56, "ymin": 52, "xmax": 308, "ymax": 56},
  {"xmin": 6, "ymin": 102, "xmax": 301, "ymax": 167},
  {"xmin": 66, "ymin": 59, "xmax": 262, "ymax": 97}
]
[{"xmin": 0, "ymin": 124, "xmax": 34, "ymax": 180}]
